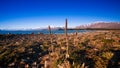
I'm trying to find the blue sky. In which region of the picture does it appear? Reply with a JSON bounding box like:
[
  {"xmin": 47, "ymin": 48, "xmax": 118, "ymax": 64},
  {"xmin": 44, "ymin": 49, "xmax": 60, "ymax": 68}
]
[{"xmin": 0, "ymin": 0, "xmax": 120, "ymax": 30}]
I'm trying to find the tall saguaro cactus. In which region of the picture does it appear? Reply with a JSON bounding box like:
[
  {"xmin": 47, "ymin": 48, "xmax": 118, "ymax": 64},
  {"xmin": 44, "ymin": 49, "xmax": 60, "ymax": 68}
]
[{"xmin": 65, "ymin": 19, "xmax": 69, "ymax": 58}]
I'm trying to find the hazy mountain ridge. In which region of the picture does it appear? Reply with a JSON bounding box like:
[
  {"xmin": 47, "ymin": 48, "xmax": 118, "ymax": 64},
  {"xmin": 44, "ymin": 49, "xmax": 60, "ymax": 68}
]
[
  {"xmin": 1, "ymin": 22, "xmax": 120, "ymax": 31},
  {"xmin": 77, "ymin": 22, "xmax": 120, "ymax": 29}
]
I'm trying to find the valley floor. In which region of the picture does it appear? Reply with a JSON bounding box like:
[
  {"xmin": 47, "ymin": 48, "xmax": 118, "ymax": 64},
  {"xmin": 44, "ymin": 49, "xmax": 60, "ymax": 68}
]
[{"xmin": 0, "ymin": 30, "xmax": 120, "ymax": 68}]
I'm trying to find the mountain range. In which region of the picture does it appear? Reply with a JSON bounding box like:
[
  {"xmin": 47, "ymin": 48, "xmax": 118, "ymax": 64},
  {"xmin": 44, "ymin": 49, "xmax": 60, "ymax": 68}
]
[{"xmin": 76, "ymin": 22, "xmax": 120, "ymax": 29}]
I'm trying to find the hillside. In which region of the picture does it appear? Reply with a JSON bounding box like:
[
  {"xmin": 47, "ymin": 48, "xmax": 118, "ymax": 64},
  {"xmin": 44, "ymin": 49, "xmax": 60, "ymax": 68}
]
[{"xmin": 77, "ymin": 22, "xmax": 120, "ymax": 29}]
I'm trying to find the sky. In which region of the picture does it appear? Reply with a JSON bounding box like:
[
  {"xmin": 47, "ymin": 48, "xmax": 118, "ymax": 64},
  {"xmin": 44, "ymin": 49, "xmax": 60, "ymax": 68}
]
[{"xmin": 0, "ymin": 0, "xmax": 120, "ymax": 30}]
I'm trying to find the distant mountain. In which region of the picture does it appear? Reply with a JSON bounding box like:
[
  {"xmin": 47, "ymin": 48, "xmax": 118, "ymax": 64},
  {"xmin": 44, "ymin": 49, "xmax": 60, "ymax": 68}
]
[
  {"xmin": 0, "ymin": 27, "xmax": 63, "ymax": 31},
  {"xmin": 31, "ymin": 27, "xmax": 63, "ymax": 31},
  {"xmin": 77, "ymin": 22, "xmax": 120, "ymax": 29}
]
